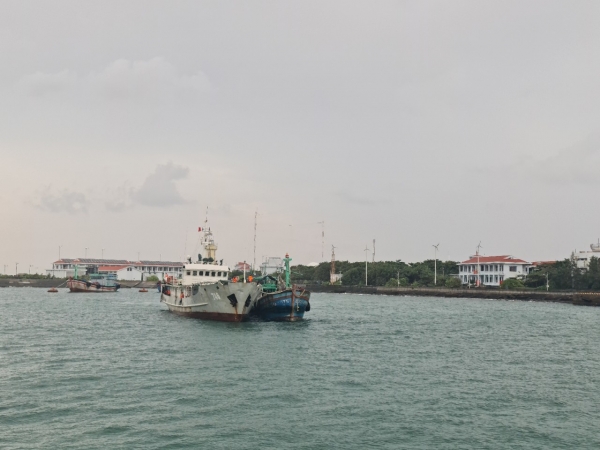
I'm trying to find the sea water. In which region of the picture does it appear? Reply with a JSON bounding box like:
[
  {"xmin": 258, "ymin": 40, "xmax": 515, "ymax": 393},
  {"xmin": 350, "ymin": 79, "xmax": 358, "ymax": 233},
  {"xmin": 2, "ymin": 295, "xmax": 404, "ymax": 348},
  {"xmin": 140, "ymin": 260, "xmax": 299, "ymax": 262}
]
[{"xmin": 1, "ymin": 289, "xmax": 599, "ymax": 449}]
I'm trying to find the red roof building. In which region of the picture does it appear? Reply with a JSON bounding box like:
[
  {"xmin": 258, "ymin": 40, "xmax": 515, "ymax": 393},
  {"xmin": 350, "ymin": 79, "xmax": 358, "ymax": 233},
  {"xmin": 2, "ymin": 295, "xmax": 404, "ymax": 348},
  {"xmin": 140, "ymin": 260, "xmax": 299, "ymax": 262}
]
[{"xmin": 458, "ymin": 255, "xmax": 531, "ymax": 287}]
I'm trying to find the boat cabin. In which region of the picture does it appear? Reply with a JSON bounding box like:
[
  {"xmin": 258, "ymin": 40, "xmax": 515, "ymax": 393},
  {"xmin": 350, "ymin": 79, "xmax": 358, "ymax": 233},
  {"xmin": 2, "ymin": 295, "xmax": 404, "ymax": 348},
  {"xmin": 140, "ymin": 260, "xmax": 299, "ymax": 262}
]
[{"xmin": 181, "ymin": 263, "xmax": 230, "ymax": 284}]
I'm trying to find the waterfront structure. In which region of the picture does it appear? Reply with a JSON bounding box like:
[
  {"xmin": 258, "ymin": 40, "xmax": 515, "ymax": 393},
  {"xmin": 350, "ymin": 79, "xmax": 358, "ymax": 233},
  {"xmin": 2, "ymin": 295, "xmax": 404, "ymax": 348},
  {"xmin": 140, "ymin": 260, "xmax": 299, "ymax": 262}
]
[
  {"xmin": 458, "ymin": 255, "xmax": 531, "ymax": 286},
  {"xmin": 260, "ymin": 257, "xmax": 283, "ymax": 275},
  {"xmin": 47, "ymin": 258, "xmax": 183, "ymax": 280},
  {"xmin": 235, "ymin": 262, "xmax": 251, "ymax": 272},
  {"xmin": 574, "ymin": 240, "xmax": 600, "ymax": 269}
]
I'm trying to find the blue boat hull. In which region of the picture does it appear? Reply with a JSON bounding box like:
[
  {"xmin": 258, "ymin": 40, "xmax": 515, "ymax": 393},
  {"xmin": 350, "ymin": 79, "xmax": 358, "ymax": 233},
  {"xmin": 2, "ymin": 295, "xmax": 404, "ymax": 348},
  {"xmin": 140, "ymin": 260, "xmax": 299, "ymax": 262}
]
[{"xmin": 253, "ymin": 288, "xmax": 311, "ymax": 321}]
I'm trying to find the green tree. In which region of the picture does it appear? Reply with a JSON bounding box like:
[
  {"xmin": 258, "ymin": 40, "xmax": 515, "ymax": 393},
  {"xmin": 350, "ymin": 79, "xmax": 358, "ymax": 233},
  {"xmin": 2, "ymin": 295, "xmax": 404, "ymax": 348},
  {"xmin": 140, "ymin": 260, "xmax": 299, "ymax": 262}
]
[
  {"xmin": 342, "ymin": 267, "xmax": 364, "ymax": 285},
  {"xmin": 502, "ymin": 278, "xmax": 525, "ymax": 290},
  {"xmin": 445, "ymin": 277, "xmax": 461, "ymax": 288}
]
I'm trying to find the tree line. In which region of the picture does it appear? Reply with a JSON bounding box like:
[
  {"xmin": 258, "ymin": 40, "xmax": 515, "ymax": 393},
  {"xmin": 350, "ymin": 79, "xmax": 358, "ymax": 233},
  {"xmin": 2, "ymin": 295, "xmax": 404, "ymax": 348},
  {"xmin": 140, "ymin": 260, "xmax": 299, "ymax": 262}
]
[
  {"xmin": 291, "ymin": 256, "xmax": 600, "ymax": 291},
  {"xmin": 291, "ymin": 260, "xmax": 461, "ymax": 288}
]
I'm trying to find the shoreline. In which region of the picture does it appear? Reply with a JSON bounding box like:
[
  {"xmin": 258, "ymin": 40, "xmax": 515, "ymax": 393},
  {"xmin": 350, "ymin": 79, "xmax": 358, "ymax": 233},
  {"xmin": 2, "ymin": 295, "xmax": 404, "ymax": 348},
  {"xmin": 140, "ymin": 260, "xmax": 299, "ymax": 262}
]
[
  {"xmin": 4, "ymin": 279, "xmax": 600, "ymax": 307},
  {"xmin": 305, "ymin": 284, "xmax": 600, "ymax": 307}
]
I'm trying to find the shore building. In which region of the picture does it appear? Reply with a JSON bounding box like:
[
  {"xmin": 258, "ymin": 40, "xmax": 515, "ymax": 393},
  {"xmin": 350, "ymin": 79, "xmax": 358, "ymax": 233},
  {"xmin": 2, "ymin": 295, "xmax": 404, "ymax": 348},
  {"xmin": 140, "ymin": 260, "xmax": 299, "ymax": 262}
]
[
  {"xmin": 574, "ymin": 240, "xmax": 600, "ymax": 269},
  {"xmin": 458, "ymin": 255, "xmax": 531, "ymax": 286},
  {"xmin": 47, "ymin": 258, "xmax": 183, "ymax": 280}
]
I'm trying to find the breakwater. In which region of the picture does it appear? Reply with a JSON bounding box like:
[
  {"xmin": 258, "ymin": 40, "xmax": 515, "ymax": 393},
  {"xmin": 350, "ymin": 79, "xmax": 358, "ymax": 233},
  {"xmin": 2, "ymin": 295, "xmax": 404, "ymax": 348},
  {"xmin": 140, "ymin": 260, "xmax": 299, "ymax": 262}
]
[{"xmin": 306, "ymin": 284, "xmax": 600, "ymax": 307}]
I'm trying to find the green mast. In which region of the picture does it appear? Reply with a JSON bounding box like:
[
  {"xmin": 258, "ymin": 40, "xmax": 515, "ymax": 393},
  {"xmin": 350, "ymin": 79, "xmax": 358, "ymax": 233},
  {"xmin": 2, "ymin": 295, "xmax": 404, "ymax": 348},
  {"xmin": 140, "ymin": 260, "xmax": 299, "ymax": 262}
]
[{"xmin": 283, "ymin": 253, "xmax": 292, "ymax": 289}]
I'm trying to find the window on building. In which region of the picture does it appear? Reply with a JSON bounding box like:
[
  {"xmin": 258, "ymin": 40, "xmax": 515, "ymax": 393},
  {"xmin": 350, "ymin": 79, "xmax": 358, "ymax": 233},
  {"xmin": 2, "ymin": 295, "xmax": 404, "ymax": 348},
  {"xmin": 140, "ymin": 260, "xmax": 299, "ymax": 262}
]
[
  {"xmin": 495, "ymin": 275, "xmax": 498, "ymax": 282},
  {"xmin": 509, "ymin": 266, "xmax": 517, "ymax": 272},
  {"xmin": 186, "ymin": 271, "xmax": 191, "ymax": 276},
  {"xmin": 211, "ymin": 271, "xmax": 216, "ymax": 277},
  {"xmin": 193, "ymin": 271, "xmax": 197, "ymax": 276}
]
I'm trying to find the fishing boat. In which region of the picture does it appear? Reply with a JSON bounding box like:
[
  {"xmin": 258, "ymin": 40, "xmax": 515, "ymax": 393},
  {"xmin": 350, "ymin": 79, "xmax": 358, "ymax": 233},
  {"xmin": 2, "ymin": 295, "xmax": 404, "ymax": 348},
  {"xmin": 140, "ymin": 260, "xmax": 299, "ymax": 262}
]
[
  {"xmin": 67, "ymin": 267, "xmax": 120, "ymax": 293},
  {"xmin": 253, "ymin": 254, "xmax": 311, "ymax": 321},
  {"xmin": 160, "ymin": 228, "xmax": 261, "ymax": 322}
]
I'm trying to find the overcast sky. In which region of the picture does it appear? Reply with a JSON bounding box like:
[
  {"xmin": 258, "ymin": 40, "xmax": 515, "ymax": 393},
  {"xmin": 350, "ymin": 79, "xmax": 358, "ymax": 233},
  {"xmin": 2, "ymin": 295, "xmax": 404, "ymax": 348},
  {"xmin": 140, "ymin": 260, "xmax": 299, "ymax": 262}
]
[{"xmin": 2, "ymin": 1, "xmax": 600, "ymax": 273}]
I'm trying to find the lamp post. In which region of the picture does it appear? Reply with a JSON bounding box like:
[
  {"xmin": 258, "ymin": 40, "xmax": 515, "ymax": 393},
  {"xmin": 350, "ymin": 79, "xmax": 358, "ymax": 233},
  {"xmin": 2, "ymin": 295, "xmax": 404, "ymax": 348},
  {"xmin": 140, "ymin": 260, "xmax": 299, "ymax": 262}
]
[{"xmin": 432, "ymin": 243, "xmax": 439, "ymax": 285}]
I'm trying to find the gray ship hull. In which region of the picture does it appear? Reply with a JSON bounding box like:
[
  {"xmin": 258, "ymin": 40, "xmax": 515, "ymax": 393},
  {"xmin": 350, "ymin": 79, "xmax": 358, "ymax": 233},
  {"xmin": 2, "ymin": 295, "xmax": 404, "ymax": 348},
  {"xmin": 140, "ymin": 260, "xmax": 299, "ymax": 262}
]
[{"xmin": 161, "ymin": 281, "xmax": 261, "ymax": 322}]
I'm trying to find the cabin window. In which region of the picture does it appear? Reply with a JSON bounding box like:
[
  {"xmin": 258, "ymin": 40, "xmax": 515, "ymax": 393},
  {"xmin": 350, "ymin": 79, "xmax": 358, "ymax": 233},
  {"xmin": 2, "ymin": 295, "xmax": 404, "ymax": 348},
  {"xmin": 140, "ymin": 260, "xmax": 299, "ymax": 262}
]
[
  {"xmin": 211, "ymin": 271, "xmax": 216, "ymax": 277},
  {"xmin": 186, "ymin": 271, "xmax": 190, "ymax": 276},
  {"xmin": 193, "ymin": 271, "xmax": 198, "ymax": 276}
]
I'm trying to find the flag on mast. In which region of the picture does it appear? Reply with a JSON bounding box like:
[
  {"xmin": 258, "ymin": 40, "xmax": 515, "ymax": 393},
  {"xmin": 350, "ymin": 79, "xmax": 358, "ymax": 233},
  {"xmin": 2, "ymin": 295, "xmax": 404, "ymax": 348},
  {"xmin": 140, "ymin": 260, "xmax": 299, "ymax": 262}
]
[{"xmin": 198, "ymin": 227, "xmax": 203, "ymax": 232}]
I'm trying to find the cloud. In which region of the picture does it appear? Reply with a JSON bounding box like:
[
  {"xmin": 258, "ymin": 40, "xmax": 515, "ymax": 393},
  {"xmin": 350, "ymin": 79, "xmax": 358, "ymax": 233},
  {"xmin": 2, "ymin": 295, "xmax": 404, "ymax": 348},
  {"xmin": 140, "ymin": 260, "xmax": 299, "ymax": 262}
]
[
  {"xmin": 509, "ymin": 135, "xmax": 600, "ymax": 186},
  {"xmin": 17, "ymin": 58, "xmax": 211, "ymax": 101},
  {"xmin": 89, "ymin": 57, "xmax": 212, "ymax": 100},
  {"xmin": 17, "ymin": 70, "xmax": 78, "ymax": 96},
  {"xmin": 37, "ymin": 189, "xmax": 87, "ymax": 214},
  {"xmin": 336, "ymin": 191, "xmax": 380, "ymax": 206},
  {"xmin": 133, "ymin": 162, "xmax": 189, "ymax": 207}
]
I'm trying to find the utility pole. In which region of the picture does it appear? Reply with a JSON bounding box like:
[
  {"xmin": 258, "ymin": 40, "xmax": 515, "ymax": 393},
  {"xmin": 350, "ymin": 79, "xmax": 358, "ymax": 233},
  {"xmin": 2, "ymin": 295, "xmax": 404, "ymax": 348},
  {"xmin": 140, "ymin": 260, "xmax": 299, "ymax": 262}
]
[
  {"xmin": 433, "ymin": 243, "xmax": 439, "ymax": 285},
  {"xmin": 330, "ymin": 245, "xmax": 336, "ymax": 284},
  {"xmin": 102, "ymin": 248, "xmax": 105, "ymax": 259},
  {"xmin": 253, "ymin": 210, "xmax": 258, "ymax": 272},
  {"xmin": 372, "ymin": 239, "xmax": 376, "ymax": 285},
  {"xmin": 59, "ymin": 245, "xmax": 62, "ymax": 260},
  {"xmin": 15, "ymin": 263, "xmax": 18, "ymax": 276},
  {"xmin": 29, "ymin": 265, "xmax": 33, "ymax": 274},
  {"xmin": 364, "ymin": 245, "xmax": 369, "ymax": 286},
  {"xmin": 318, "ymin": 221, "xmax": 325, "ymax": 261},
  {"xmin": 85, "ymin": 247, "xmax": 88, "ymax": 258},
  {"xmin": 476, "ymin": 242, "xmax": 482, "ymax": 287}
]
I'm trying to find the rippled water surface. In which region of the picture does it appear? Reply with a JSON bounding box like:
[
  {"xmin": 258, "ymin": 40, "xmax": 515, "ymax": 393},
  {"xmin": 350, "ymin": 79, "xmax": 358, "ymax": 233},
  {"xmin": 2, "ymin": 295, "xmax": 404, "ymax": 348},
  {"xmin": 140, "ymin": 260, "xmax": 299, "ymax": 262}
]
[{"xmin": 1, "ymin": 289, "xmax": 599, "ymax": 449}]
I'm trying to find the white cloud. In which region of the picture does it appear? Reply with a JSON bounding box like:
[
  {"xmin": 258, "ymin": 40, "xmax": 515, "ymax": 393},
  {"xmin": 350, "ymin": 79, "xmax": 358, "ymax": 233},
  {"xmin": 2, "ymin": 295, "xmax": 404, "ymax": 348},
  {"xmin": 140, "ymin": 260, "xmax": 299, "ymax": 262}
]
[
  {"xmin": 18, "ymin": 70, "xmax": 78, "ymax": 96},
  {"xmin": 89, "ymin": 57, "xmax": 212, "ymax": 100},
  {"xmin": 17, "ymin": 58, "xmax": 211, "ymax": 101},
  {"xmin": 132, "ymin": 162, "xmax": 189, "ymax": 207},
  {"xmin": 511, "ymin": 135, "xmax": 600, "ymax": 186},
  {"xmin": 37, "ymin": 189, "xmax": 87, "ymax": 214}
]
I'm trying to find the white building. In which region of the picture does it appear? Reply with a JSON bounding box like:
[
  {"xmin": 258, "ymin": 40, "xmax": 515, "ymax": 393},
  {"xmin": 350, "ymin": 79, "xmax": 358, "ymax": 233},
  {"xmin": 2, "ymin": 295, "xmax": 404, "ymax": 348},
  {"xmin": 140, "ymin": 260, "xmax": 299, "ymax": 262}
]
[
  {"xmin": 47, "ymin": 258, "xmax": 183, "ymax": 280},
  {"xmin": 458, "ymin": 255, "xmax": 531, "ymax": 287},
  {"xmin": 260, "ymin": 257, "xmax": 283, "ymax": 275},
  {"xmin": 574, "ymin": 241, "xmax": 600, "ymax": 269},
  {"xmin": 97, "ymin": 265, "xmax": 145, "ymax": 281}
]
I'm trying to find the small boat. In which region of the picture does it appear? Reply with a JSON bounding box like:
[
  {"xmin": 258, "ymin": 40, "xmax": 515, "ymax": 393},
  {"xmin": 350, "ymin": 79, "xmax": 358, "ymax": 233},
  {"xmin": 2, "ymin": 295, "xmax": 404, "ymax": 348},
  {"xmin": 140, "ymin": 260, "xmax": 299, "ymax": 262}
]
[
  {"xmin": 253, "ymin": 254, "xmax": 311, "ymax": 321},
  {"xmin": 67, "ymin": 266, "xmax": 120, "ymax": 293},
  {"xmin": 47, "ymin": 287, "xmax": 58, "ymax": 293},
  {"xmin": 160, "ymin": 227, "xmax": 261, "ymax": 322},
  {"xmin": 139, "ymin": 288, "xmax": 148, "ymax": 293}
]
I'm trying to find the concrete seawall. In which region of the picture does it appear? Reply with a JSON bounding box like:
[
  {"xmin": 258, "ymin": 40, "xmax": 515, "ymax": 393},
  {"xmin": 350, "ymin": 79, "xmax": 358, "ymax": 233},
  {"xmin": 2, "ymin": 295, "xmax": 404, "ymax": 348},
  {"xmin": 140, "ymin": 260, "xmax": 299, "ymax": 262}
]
[
  {"xmin": 305, "ymin": 285, "xmax": 600, "ymax": 307},
  {"xmin": 0, "ymin": 279, "xmax": 157, "ymax": 289}
]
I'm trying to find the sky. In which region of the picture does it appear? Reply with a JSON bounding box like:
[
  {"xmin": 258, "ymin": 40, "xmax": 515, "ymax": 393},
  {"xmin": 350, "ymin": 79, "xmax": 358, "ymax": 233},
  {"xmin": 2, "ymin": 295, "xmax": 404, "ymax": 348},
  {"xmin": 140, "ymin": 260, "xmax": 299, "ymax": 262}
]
[{"xmin": 1, "ymin": 1, "xmax": 600, "ymax": 274}]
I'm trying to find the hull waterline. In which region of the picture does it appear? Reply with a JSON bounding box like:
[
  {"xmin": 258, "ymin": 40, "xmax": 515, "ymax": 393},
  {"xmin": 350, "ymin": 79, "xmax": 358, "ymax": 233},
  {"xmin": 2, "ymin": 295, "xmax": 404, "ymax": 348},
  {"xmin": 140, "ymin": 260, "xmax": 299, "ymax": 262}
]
[{"xmin": 253, "ymin": 287, "xmax": 311, "ymax": 321}]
